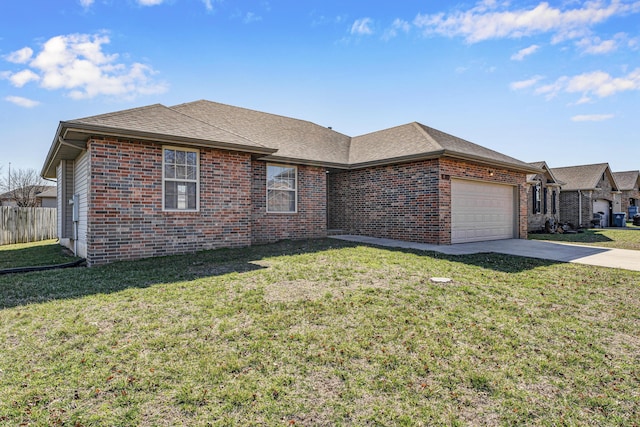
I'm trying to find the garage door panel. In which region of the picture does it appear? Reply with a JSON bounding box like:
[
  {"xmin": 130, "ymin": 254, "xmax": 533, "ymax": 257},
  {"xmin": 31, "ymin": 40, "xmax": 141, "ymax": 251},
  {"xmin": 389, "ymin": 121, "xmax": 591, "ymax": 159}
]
[{"xmin": 451, "ymin": 179, "xmax": 515, "ymax": 244}]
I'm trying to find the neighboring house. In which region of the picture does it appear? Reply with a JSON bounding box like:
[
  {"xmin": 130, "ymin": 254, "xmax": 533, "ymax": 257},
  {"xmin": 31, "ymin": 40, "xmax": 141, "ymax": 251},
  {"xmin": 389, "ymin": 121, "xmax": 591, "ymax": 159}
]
[
  {"xmin": 0, "ymin": 185, "xmax": 55, "ymax": 207},
  {"xmin": 0, "ymin": 190, "xmax": 17, "ymax": 207},
  {"xmin": 41, "ymin": 100, "xmax": 540, "ymax": 266},
  {"xmin": 612, "ymin": 170, "xmax": 640, "ymax": 217},
  {"xmin": 35, "ymin": 186, "xmax": 57, "ymax": 208},
  {"xmin": 526, "ymin": 161, "xmax": 564, "ymax": 232},
  {"xmin": 552, "ymin": 163, "xmax": 621, "ymax": 228}
]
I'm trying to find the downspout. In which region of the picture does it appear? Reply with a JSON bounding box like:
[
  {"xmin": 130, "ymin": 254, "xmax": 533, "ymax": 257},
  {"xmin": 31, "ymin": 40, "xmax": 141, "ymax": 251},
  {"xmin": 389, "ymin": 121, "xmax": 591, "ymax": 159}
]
[{"xmin": 578, "ymin": 190, "xmax": 582, "ymax": 227}]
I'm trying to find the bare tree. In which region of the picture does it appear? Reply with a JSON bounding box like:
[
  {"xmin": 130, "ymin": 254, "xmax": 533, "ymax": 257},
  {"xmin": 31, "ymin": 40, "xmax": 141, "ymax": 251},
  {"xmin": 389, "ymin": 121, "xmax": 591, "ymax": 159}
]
[{"xmin": 0, "ymin": 168, "xmax": 48, "ymax": 207}]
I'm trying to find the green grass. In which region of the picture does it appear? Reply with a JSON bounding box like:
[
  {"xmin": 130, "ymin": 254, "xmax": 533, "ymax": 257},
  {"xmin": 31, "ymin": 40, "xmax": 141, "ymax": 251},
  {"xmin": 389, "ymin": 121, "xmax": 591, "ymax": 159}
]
[
  {"xmin": 529, "ymin": 227, "xmax": 640, "ymax": 251},
  {"xmin": 1, "ymin": 239, "xmax": 639, "ymax": 425},
  {"xmin": 0, "ymin": 239, "xmax": 82, "ymax": 269}
]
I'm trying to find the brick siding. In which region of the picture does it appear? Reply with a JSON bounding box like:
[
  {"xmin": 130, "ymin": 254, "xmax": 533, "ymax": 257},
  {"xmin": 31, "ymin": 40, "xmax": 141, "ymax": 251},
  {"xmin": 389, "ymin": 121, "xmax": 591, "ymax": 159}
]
[
  {"xmin": 87, "ymin": 138, "xmax": 253, "ymax": 265},
  {"xmin": 328, "ymin": 158, "xmax": 527, "ymax": 244},
  {"xmin": 251, "ymin": 162, "xmax": 327, "ymax": 244}
]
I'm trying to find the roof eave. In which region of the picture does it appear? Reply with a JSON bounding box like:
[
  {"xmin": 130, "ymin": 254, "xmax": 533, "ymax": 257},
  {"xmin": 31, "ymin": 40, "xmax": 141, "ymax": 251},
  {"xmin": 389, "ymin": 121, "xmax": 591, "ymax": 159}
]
[
  {"xmin": 257, "ymin": 154, "xmax": 350, "ymax": 170},
  {"xmin": 348, "ymin": 151, "xmax": 445, "ymax": 170},
  {"xmin": 41, "ymin": 122, "xmax": 67, "ymax": 179},
  {"xmin": 62, "ymin": 122, "xmax": 277, "ymax": 155},
  {"xmin": 442, "ymin": 151, "xmax": 542, "ymax": 174}
]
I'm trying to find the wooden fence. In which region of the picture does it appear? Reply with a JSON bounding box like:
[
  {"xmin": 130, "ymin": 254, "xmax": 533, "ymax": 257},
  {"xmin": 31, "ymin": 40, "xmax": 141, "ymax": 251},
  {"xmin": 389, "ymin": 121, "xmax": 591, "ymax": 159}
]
[{"xmin": 0, "ymin": 207, "xmax": 57, "ymax": 245}]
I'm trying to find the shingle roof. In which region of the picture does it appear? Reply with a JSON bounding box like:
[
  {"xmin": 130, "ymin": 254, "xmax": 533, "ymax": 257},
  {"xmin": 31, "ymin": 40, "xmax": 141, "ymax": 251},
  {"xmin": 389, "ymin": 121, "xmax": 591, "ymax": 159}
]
[
  {"xmin": 0, "ymin": 185, "xmax": 55, "ymax": 200},
  {"xmin": 551, "ymin": 163, "xmax": 618, "ymax": 191},
  {"xmin": 65, "ymin": 103, "xmax": 268, "ymax": 151},
  {"xmin": 612, "ymin": 171, "xmax": 640, "ymax": 191},
  {"xmin": 35, "ymin": 187, "xmax": 57, "ymax": 198},
  {"xmin": 170, "ymin": 100, "xmax": 351, "ymax": 166},
  {"xmin": 43, "ymin": 100, "xmax": 540, "ymax": 177},
  {"xmin": 349, "ymin": 122, "xmax": 536, "ymax": 170},
  {"xmin": 526, "ymin": 161, "xmax": 564, "ymax": 185}
]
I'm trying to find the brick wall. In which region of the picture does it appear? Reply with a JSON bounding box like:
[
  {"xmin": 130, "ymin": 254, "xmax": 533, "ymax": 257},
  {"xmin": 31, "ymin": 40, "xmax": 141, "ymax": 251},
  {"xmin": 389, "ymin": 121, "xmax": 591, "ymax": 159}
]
[
  {"xmin": 87, "ymin": 138, "xmax": 253, "ymax": 265},
  {"xmin": 328, "ymin": 158, "xmax": 528, "ymax": 244},
  {"xmin": 251, "ymin": 162, "xmax": 327, "ymax": 244},
  {"xmin": 328, "ymin": 159, "xmax": 440, "ymax": 243}
]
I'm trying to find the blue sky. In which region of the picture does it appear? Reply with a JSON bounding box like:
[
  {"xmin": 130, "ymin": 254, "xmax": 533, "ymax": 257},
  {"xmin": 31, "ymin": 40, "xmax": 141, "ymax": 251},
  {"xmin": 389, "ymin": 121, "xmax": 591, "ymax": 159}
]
[{"xmin": 1, "ymin": 0, "xmax": 639, "ymax": 176}]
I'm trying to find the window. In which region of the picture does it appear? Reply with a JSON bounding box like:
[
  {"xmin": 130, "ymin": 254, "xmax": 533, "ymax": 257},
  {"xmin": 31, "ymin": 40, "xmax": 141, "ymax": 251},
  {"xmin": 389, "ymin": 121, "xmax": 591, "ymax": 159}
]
[
  {"xmin": 552, "ymin": 190, "xmax": 557, "ymax": 214},
  {"xmin": 532, "ymin": 183, "xmax": 541, "ymax": 214},
  {"xmin": 543, "ymin": 187, "xmax": 548, "ymax": 214},
  {"xmin": 267, "ymin": 164, "xmax": 297, "ymax": 213},
  {"xmin": 163, "ymin": 147, "xmax": 199, "ymax": 211}
]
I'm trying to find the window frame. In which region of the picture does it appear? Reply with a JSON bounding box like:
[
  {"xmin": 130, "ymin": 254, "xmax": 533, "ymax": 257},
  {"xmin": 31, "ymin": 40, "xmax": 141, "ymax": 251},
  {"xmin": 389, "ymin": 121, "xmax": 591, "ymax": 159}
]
[
  {"xmin": 532, "ymin": 182, "xmax": 541, "ymax": 214},
  {"xmin": 266, "ymin": 163, "xmax": 298, "ymax": 214},
  {"xmin": 162, "ymin": 146, "xmax": 200, "ymax": 212}
]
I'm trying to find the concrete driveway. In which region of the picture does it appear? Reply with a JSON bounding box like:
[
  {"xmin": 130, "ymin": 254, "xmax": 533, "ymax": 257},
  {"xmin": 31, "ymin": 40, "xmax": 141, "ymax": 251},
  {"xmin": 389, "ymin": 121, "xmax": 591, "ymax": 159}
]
[{"xmin": 331, "ymin": 235, "xmax": 640, "ymax": 272}]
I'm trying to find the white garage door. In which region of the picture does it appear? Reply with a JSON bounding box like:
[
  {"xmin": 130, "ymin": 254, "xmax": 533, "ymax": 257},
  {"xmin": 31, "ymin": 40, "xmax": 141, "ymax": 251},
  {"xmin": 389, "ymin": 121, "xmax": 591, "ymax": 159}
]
[
  {"xmin": 593, "ymin": 199, "xmax": 610, "ymax": 227},
  {"xmin": 451, "ymin": 179, "xmax": 515, "ymax": 243}
]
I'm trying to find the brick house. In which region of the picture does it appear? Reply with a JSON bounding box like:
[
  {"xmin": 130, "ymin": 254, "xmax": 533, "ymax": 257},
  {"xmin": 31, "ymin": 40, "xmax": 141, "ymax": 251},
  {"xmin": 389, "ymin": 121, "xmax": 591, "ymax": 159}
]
[
  {"xmin": 41, "ymin": 100, "xmax": 540, "ymax": 265},
  {"xmin": 612, "ymin": 171, "xmax": 640, "ymax": 217},
  {"xmin": 551, "ymin": 163, "xmax": 621, "ymax": 228},
  {"xmin": 526, "ymin": 161, "xmax": 563, "ymax": 232}
]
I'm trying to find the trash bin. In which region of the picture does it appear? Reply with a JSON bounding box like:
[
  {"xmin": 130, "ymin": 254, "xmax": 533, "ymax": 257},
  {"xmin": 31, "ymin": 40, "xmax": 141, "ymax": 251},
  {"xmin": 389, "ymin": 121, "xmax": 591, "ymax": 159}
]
[
  {"xmin": 629, "ymin": 206, "xmax": 638, "ymax": 218},
  {"xmin": 613, "ymin": 212, "xmax": 626, "ymax": 227}
]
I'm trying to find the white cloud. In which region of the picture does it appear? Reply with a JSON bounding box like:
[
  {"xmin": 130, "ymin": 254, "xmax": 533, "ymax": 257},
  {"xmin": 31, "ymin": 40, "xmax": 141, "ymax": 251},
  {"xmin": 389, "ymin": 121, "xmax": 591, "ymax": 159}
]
[
  {"xmin": 576, "ymin": 33, "xmax": 626, "ymax": 54},
  {"xmin": 510, "ymin": 75, "xmax": 544, "ymax": 90},
  {"xmin": 511, "ymin": 44, "xmax": 539, "ymax": 60},
  {"xmin": 574, "ymin": 95, "xmax": 592, "ymax": 105},
  {"xmin": 351, "ymin": 18, "xmax": 374, "ymax": 36},
  {"xmin": 565, "ymin": 69, "xmax": 640, "ymax": 97},
  {"xmin": 2, "ymin": 33, "xmax": 167, "ymax": 100},
  {"xmin": 244, "ymin": 12, "xmax": 262, "ymax": 24},
  {"xmin": 5, "ymin": 47, "xmax": 33, "ymax": 64},
  {"xmin": 137, "ymin": 0, "xmax": 164, "ymax": 5},
  {"xmin": 8, "ymin": 69, "xmax": 40, "ymax": 87},
  {"xmin": 79, "ymin": 0, "xmax": 94, "ymax": 8},
  {"xmin": 522, "ymin": 68, "xmax": 640, "ymax": 100},
  {"xmin": 413, "ymin": 1, "xmax": 640, "ymax": 43},
  {"xmin": 571, "ymin": 114, "xmax": 614, "ymax": 122},
  {"xmin": 382, "ymin": 18, "xmax": 411, "ymax": 40},
  {"xmin": 202, "ymin": 0, "xmax": 213, "ymax": 11},
  {"xmin": 5, "ymin": 96, "xmax": 40, "ymax": 108}
]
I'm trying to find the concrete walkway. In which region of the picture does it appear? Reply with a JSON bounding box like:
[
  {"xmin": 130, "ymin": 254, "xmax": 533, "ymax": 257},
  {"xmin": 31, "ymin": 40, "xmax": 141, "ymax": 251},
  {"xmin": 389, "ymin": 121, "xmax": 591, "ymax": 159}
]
[{"xmin": 330, "ymin": 235, "xmax": 640, "ymax": 272}]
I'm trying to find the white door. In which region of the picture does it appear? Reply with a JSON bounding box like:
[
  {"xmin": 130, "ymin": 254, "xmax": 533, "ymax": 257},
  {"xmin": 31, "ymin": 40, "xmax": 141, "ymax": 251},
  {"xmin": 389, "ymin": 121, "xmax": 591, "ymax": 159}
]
[{"xmin": 451, "ymin": 179, "xmax": 516, "ymax": 243}]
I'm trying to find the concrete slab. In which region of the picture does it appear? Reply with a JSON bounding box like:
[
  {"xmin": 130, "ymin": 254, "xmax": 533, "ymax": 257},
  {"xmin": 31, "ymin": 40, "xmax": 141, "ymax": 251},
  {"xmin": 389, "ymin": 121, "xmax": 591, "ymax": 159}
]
[{"xmin": 330, "ymin": 235, "xmax": 640, "ymax": 272}]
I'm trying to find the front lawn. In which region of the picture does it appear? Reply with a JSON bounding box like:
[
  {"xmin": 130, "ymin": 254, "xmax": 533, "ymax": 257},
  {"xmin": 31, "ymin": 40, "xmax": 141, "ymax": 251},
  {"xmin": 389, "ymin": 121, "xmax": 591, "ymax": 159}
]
[
  {"xmin": 529, "ymin": 227, "xmax": 640, "ymax": 251},
  {"xmin": 1, "ymin": 239, "xmax": 639, "ymax": 425}
]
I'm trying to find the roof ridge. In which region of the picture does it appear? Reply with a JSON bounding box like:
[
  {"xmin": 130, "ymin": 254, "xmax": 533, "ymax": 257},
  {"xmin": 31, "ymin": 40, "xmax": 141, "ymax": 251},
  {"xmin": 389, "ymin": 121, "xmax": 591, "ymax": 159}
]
[
  {"xmin": 167, "ymin": 103, "xmax": 270, "ymax": 149},
  {"xmin": 552, "ymin": 162, "xmax": 609, "ymax": 170},
  {"xmin": 69, "ymin": 103, "xmax": 166, "ymax": 122},
  {"xmin": 411, "ymin": 122, "xmax": 444, "ymax": 150},
  {"xmin": 173, "ymin": 99, "xmax": 351, "ymax": 138}
]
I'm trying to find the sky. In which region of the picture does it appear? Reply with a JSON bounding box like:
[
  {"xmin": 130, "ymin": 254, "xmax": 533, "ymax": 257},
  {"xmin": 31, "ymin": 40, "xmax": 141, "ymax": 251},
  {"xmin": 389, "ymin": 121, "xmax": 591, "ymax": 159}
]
[{"xmin": 1, "ymin": 0, "xmax": 639, "ymax": 177}]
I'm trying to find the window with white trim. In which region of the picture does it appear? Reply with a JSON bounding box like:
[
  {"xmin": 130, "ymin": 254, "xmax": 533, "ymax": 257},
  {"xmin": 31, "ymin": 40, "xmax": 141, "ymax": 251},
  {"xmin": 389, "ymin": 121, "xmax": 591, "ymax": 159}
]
[
  {"xmin": 267, "ymin": 164, "xmax": 297, "ymax": 213},
  {"xmin": 163, "ymin": 147, "xmax": 199, "ymax": 211}
]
